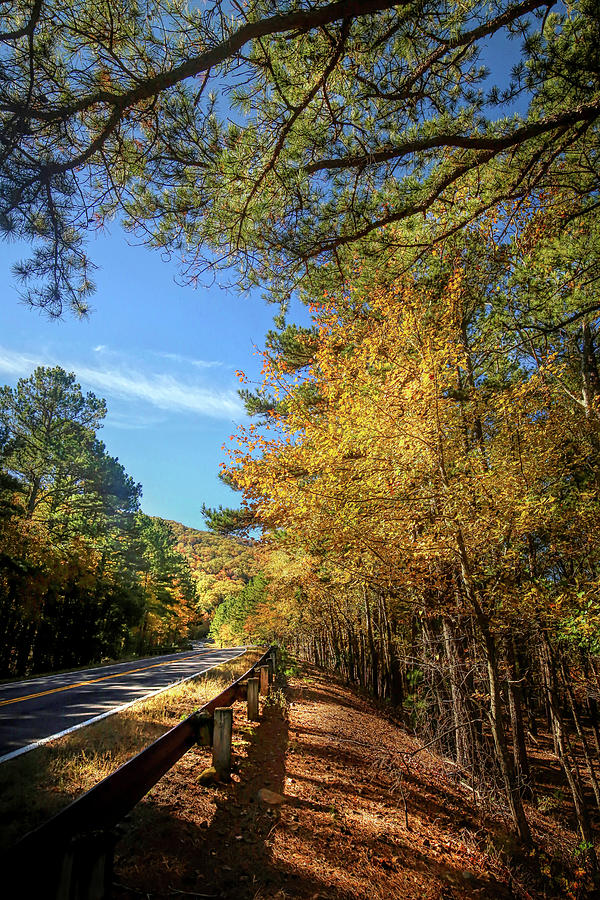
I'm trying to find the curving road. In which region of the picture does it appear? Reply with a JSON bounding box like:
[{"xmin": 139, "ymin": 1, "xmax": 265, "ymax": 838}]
[{"xmin": 0, "ymin": 645, "xmax": 246, "ymax": 762}]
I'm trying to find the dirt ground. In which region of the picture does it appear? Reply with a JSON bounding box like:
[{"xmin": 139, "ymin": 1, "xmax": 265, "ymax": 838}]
[{"xmin": 112, "ymin": 664, "xmax": 596, "ymax": 900}]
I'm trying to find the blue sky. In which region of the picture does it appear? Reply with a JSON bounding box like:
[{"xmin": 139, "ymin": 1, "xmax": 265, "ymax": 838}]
[{"xmin": 0, "ymin": 229, "xmax": 307, "ymax": 530}]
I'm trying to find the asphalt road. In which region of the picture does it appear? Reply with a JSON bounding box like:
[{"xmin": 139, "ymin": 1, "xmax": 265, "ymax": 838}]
[{"xmin": 0, "ymin": 646, "xmax": 247, "ymax": 761}]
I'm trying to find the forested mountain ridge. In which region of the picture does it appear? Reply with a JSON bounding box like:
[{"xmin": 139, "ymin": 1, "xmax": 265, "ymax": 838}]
[{"xmin": 161, "ymin": 518, "xmax": 259, "ymax": 616}]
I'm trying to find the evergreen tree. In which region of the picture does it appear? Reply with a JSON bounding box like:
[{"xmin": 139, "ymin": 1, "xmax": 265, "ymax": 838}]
[
  {"xmin": 1, "ymin": 1, "xmax": 598, "ymax": 312},
  {"xmin": 0, "ymin": 366, "xmax": 108, "ymax": 521},
  {"xmin": 0, "ymin": 366, "xmax": 201, "ymax": 674}
]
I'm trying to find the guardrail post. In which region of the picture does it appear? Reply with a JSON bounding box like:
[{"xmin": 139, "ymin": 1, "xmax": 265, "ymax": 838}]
[
  {"xmin": 259, "ymin": 665, "xmax": 270, "ymax": 695},
  {"xmin": 56, "ymin": 845, "xmax": 74, "ymax": 900},
  {"xmin": 57, "ymin": 830, "xmax": 115, "ymax": 900},
  {"xmin": 247, "ymin": 677, "xmax": 259, "ymax": 721},
  {"xmin": 194, "ymin": 710, "xmax": 214, "ymax": 747},
  {"xmin": 83, "ymin": 830, "xmax": 114, "ymax": 900},
  {"xmin": 212, "ymin": 707, "xmax": 233, "ymax": 775}
]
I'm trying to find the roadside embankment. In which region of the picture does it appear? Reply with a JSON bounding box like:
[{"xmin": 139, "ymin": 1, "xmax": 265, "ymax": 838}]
[{"xmin": 111, "ymin": 661, "xmax": 593, "ymax": 899}]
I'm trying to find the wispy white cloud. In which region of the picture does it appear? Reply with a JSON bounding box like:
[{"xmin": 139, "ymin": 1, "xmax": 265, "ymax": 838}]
[
  {"xmin": 155, "ymin": 351, "xmax": 223, "ymax": 369},
  {"xmin": 0, "ymin": 347, "xmax": 42, "ymax": 376},
  {"xmin": 75, "ymin": 365, "xmax": 241, "ymax": 417},
  {"xmin": 0, "ymin": 346, "xmax": 242, "ymax": 420},
  {"xmin": 106, "ymin": 411, "xmax": 166, "ymax": 431}
]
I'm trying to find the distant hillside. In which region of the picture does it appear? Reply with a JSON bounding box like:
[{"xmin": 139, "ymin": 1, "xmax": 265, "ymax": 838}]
[{"xmin": 160, "ymin": 519, "xmax": 259, "ymax": 615}]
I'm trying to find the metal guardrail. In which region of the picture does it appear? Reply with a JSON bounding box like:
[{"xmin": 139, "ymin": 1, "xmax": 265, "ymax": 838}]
[{"xmin": 4, "ymin": 646, "xmax": 276, "ymax": 899}]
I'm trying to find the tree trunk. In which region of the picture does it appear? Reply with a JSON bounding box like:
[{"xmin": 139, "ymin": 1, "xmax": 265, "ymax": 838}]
[
  {"xmin": 442, "ymin": 616, "xmax": 472, "ymax": 769},
  {"xmin": 540, "ymin": 630, "xmax": 597, "ymax": 870},
  {"xmin": 506, "ymin": 637, "xmax": 531, "ymax": 793},
  {"xmin": 382, "ymin": 597, "xmax": 404, "ymax": 709},
  {"xmin": 455, "ymin": 530, "xmax": 532, "ymax": 847},
  {"xmin": 581, "ymin": 320, "xmax": 600, "ymax": 422},
  {"xmin": 559, "ymin": 655, "xmax": 600, "ymax": 810},
  {"xmin": 364, "ymin": 584, "xmax": 379, "ymax": 699},
  {"xmin": 26, "ymin": 475, "xmax": 41, "ymax": 517}
]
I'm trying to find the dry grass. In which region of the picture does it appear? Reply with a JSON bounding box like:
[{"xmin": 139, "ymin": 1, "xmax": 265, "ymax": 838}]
[{"xmin": 0, "ymin": 649, "xmax": 261, "ymax": 850}]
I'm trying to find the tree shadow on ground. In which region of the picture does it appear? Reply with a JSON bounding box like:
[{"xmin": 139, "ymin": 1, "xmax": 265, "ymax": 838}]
[
  {"xmin": 112, "ymin": 664, "xmax": 589, "ymax": 900},
  {"xmin": 292, "ymin": 683, "xmax": 368, "ymax": 714},
  {"xmin": 113, "ymin": 676, "xmax": 347, "ymax": 899}
]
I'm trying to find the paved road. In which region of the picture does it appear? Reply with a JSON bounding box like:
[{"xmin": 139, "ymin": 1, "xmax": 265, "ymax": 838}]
[{"xmin": 0, "ymin": 646, "xmax": 247, "ymax": 761}]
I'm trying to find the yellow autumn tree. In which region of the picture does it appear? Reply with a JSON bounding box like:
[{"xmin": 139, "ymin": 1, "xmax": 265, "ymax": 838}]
[{"xmin": 224, "ymin": 208, "xmax": 600, "ymax": 852}]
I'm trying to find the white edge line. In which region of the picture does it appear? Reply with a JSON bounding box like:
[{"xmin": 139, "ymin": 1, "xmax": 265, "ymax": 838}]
[{"xmin": 0, "ymin": 648, "xmax": 248, "ymax": 766}]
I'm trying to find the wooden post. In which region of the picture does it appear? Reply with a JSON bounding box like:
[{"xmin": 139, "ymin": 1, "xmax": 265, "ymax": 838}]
[
  {"xmin": 259, "ymin": 665, "xmax": 270, "ymax": 695},
  {"xmin": 194, "ymin": 710, "xmax": 214, "ymax": 747},
  {"xmin": 268, "ymin": 657, "xmax": 274, "ymax": 684},
  {"xmin": 271, "ymin": 646, "xmax": 278, "ymax": 674},
  {"xmin": 56, "ymin": 847, "xmax": 74, "ymax": 900},
  {"xmin": 212, "ymin": 707, "xmax": 233, "ymax": 774},
  {"xmin": 59, "ymin": 830, "xmax": 115, "ymax": 900},
  {"xmin": 83, "ymin": 836, "xmax": 112, "ymax": 900},
  {"xmin": 247, "ymin": 677, "xmax": 259, "ymax": 721}
]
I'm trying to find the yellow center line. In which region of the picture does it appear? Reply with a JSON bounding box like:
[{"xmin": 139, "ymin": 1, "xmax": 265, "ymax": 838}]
[{"xmin": 0, "ymin": 654, "xmax": 204, "ymax": 708}]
